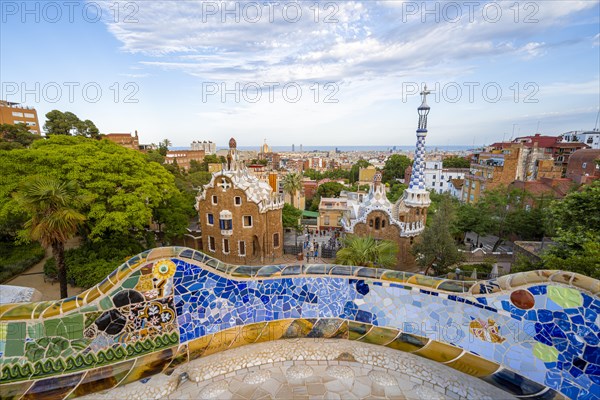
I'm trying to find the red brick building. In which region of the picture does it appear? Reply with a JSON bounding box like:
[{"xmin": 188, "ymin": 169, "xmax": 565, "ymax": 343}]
[{"xmin": 566, "ymin": 149, "xmax": 600, "ymax": 184}]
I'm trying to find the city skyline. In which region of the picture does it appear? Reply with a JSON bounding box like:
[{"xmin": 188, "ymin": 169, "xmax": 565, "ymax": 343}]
[{"xmin": 1, "ymin": 1, "xmax": 599, "ymax": 146}]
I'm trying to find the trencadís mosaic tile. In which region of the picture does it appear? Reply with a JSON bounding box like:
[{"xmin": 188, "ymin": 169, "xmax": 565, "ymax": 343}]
[{"xmin": 0, "ymin": 246, "xmax": 598, "ymax": 400}]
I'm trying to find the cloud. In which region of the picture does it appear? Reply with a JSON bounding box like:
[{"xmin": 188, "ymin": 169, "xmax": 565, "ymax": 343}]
[{"xmin": 95, "ymin": 0, "xmax": 595, "ymax": 85}]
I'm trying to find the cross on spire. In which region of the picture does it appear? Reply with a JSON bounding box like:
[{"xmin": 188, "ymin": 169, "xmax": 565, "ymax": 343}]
[{"xmin": 420, "ymin": 85, "xmax": 430, "ymax": 104}]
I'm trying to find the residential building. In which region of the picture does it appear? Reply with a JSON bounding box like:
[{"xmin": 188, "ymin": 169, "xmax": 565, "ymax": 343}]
[
  {"xmin": 0, "ymin": 100, "xmax": 41, "ymax": 134},
  {"xmin": 508, "ymin": 178, "xmax": 574, "ymax": 206},
  {"xmin": 560, "ymin": 130, "xmax": 600, "ymax": 150},
  {"xmin": 552, "ymin": 142, "xmax": 589, "ymax": 175},
  {"xmin": 105, "ymin": 132, "xmax": 140, "ymax": 150},
  {"xmin": 318, "ymin": 197, "xmax": 347, "ymax": 231},
  {"xmin": 196, "ymin": 138, "xmax": 284, "ymax": 263},
  {"xmin": 448, "ymin": 178, "xmax": 464, "ymax": 199},
  {"xmin": 422, "ymin": 160, "xmax": 468, "ymax": 194},
  {"xmin": 164, "ymin": 150, "xmax": 205, "ymax": 171},
  {"xmin": 342, "ymin": 87, "xmax": 433, "ymax": 268},
  {"xmin": 462, "ymin": 147, "xmax": 520, "ymax": 203},
  {"xmin": 565, "ymin": 149, "xmax": 600, "ymax": 184},
  {"xmin": 191, "ymin": 140, "xmax": 216, "ymax": 154},
  {"xmin": 358, "ymin": 166, "xmax": 377, "ymax": 185}
]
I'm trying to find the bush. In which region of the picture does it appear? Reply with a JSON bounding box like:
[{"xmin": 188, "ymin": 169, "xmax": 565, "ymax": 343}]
[
  {"xmin": 55, "ymin": 236, "xmax": 146, "ymax": 288},
  {"xmin": 43, "ymin": 257, "xmax": 57, "ymax": 277},
  {"xmin": 458, "ymin": 263, "xmax": 493, "ymax": 274},
  {"xmin": 0, "ymin": 242, "xmax": 45, "ymax": 283}
]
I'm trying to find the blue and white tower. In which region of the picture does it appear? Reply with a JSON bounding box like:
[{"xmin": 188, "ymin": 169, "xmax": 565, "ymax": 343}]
[{"xmin": 401, "ymin": 85, "xmax": 432, "ymax": 210}]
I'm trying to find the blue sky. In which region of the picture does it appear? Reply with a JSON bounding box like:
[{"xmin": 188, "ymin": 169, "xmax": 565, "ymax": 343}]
[{"xmin": 1, "ymin": 1, "xmax": 599, "ymax": 147}]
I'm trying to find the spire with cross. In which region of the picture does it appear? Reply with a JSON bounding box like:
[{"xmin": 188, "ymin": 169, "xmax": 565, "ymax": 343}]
[
  {"xmin": 417, "ymin": 84, "xmax": 431, "ymax": 132},
  {"xmin": 404, "ymin": 84, "xmax": 432, "ymax": 206}
]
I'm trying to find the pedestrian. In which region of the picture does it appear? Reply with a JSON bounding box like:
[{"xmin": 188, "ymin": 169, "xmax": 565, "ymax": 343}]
[{"xmin": 455, "ymin": 267, "xmax": 462, "ymax": 280}]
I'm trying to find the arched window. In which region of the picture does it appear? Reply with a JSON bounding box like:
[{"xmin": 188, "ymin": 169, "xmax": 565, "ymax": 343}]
[
  {"xmin": 375, "ymin": 217, "xmax": 381, "ymax": 230},
  {"xmin": 381, "ymin": 219, "xmax": 386, "ymax": 228},
  {"xmin": 369, "ymin": 219, "xmax": 373, "ymax": 227},
  {"xmin": 219, "ymin": 210, "xmax": 233, "ymax": 235}
]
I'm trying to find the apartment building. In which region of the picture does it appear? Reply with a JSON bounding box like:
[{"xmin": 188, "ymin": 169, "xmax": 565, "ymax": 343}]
[{"xmin": 0, "ymin": 101, "xmax": 41, "ymax": 134}]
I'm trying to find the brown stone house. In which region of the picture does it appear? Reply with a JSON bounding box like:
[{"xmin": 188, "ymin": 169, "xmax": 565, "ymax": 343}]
[{"xmin": 196, "ymin": 138, "xmax": 284, "ymax": 264}]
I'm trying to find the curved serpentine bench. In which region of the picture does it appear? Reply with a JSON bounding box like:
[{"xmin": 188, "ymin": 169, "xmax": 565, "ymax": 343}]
[{"xmin": 0, "ymin": 246, "xmax": 598, "ymax": 400}]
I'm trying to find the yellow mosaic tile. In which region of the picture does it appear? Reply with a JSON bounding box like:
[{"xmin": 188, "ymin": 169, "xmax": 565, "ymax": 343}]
[
  {"xmin": 31, "ymin": 301, "xmax": 56, "ymax": 319},
  {"xmin": 0, "ymin": 303, "xmax": 19, "ymax": 319},
  {"xmin": 83, "ymin": 286, "xmax": 101, "ymax": 304},
  {"xmin": 96, "ymin": 277, "xmax": 114, "ymax": 295},
  {"xmin": 445, "ymin": 352, "xmax": 500, "ymax": 377},
  {"xmin": 164, "ymin": 344, "xmax": 189, "ymax": 376},
  {"xmin": 379, "ymin": 270, "xmax": 409, "ymax": 283},
  {"xmin": 229, "ymin": 322, "xmax": 269, "ymax": 348},
  {"xmin": 357, "ymin": 325, "xmax": 400, "ymax": 346},
  {"xmin": 187, "ymin": 335, "xmax": 213, "ymax": 361},
  {"xmin": 571, "ymin": 274, "xmax": 600, "ymax": 295},
  {"xmin": 414, "ymin": 341, "xmax": 463, "ymax": 363},
  {"xmin": 549, "ymin": 271, "xmax": 575, "ymax": 286},
  {"xmin": 146, "ymin": 247, "xmax": 178, "ymax": 261},
  {"xmin": 60, "ymin": 298, "xmax": 79, "ymax": 314},
  {"xmin": 348, "ymin": 321, "xmax": 372, "ymax": 341},
  {"xmin": 0, "ymin": 379, "xmax": 33, "ymax": 400},
  {"xmin": 385, "ymin": 332, "xmax": 429, "ymax": 353},
  {"xmin": 283, "ymin": 318, "xmax": 315, "ymax": 339},
  {"xmin": 117, "ymin": 347, "xmax": 174, "ymax": 387},
  {"xmin": 407, "ymin": 275, "xmax": 439, "ymax": 288},
  {"xmin": 0, "ymin": 303, "xmax": 38, "ymax": 321},
  {"xmin": 202, "ymin": 327, "xmax": 241, "ymax": 356},
  {"xmin": 66, "ymin": 359, "xmax": 136, "ymax": 399},
  {"xmin": 40, "ymin": 302, "xmax": 62, "ymax": 319},
  {"xmin": 257, "ymin": 320, "xmax": 294, "ymax": 342}
]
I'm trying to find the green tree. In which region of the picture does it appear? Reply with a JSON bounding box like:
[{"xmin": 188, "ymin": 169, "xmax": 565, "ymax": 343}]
[
  {"xmin": 335, "ymin": 235, "xmax": 398, "ymax": 268},
  {"xmin": 443, "ymin": 156, "xmax": 470, "ymax": 168},
  {"xmin": 282, "ymin": 172, "xmax": 303, "ymax": 208},
  {"xmin": 15, "ymin": 177, "xmax": 86, "ymax": 298},
  {"xmin": 44, "ymin": 110, "xmax": 99, "ymax": 138},
  {"xmin": 454, "ymin": 202, "xmax": 493, "ymax": 245},
  {"xmin": 316, "ymin": 181, "xmax": 346, "ymax": 198},
  {"xmin": 382, "ymin": 154, "xmax": 412, "ymax": 183},
  {"xmin": 158, "ymin": 138, "xmax": 172, "ymax": 156},
  {"xmin": 282, "ymin": 203, "xmax": 302, "ymax": 231},
  {"xmin": 539, "ymin": 181, "xmax": 600, "ymax": 278},
  {"xmin": 0, "ymin": 123, "xmax": 41, "ymax": 150},
  {"xmin": 386, "ymin": 182, "xmax": 407, "ymax": 203},
  {"xmin": 412, "ymin": 195, "xmax": 463, "ymax": 275},
  {"xmin": 152, "ymin": 192, "xmax": 191, "ymax": 243},
  {"xmin": 0, "ymin": 136, "xmax": 183, "ymax": 241}
]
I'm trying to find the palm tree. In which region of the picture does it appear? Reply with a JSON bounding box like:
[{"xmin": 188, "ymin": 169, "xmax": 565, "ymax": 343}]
[
  {"xmin": 161, "ymin": 138, "xmax": 172, "ymax": 148},
  {"xmin": 15, "ymin": 177, "xmax": 86, "ymax": 299},
  {"xmin": 335, "ymin": 235, "xmax": 398, "ymax": 268},
  {"xmin": 282, "ymin": 172, "xmax": 303, "ymax": 208}
]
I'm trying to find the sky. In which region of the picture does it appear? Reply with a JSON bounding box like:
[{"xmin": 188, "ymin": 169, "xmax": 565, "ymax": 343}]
[{"xmin": 1, "ymin": 0, "xmax": 599, "ymax": 148}]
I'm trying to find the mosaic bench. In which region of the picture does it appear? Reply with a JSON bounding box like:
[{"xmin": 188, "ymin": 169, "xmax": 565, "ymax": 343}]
[{"xmin": 0, "ymin": 246, "xmax": 598, "ymax": 400}]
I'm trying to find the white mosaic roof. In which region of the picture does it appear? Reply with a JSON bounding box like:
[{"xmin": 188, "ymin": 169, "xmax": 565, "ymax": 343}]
[{"xmin": 197, "ymin": 149, "xmax": 284, "ymax": 213}]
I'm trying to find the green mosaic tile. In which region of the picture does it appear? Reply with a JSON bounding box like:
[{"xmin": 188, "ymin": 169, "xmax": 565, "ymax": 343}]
[
  {"xmin": 533, "ymin": 342, "xmax": 559, "ymax": 362},
  {"xmin": 5, "ymin": 322, "xmax": 26, "ymax": 357},
  {"xmin": 547, "ymin": 286, "xmax": 583, "ymax": 309},
  {"xmin": 121, "ymin": 276, "xmax": 140, "ymax": 289},
  {"xmin": 27, "ymin": 323, "xmax": 44, "ymax": 340},
  {"xmin": 78, "ymin": 305, "xmax": 99, "ymax": 313},
  {"xmin": 99, "ymin": 296, "xmax": 113, "ymax": 310},
  {"xmin": 44, "ymin": 314, "xmax": 83, "ymax": 340}
]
